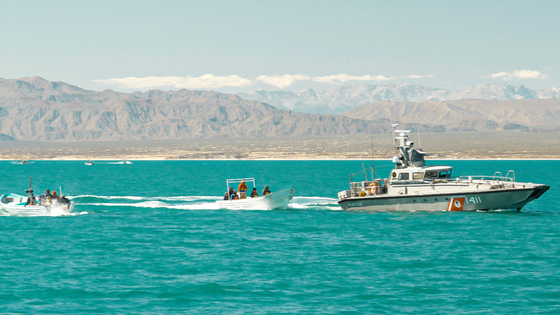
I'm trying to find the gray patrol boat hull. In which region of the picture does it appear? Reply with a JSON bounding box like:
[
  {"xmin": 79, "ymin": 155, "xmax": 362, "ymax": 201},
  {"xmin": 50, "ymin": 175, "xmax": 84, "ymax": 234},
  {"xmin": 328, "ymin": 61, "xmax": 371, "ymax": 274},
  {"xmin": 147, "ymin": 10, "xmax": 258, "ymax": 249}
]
[{"xmin": 339, "ymin": 185, "xmax": 549, "ymax": 212}]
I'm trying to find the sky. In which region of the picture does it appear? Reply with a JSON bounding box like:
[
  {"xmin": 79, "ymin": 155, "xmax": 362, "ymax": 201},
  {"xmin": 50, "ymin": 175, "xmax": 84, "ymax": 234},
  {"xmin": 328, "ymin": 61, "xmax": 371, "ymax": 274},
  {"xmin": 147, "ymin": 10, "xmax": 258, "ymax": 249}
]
[{"xmin": 1, "ymin": 0, "xmax": 559, "ymax": 93}]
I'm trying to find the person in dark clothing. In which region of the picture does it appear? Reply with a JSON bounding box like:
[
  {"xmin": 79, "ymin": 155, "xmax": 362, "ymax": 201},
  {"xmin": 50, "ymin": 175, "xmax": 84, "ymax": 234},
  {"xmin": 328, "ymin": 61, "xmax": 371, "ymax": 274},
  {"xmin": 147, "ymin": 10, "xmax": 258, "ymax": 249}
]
[
  {"xmin": 262, "ymin": 186, "xmax": 271, "ymax": 196},
  {"xmin": 25, "ymin": 189, "xmax": 36, "ymax": 206},
  {"xmin": 60, "ymin": 195, "xmax": 71, "ymax": 205},
  {"xmin": 251, "ymin": 188, "xmax": 259, "ymax": 198},
  {"xmin": 231, "ymin": 190, "xmax": 239, "ymax": 200},
  {"xmin": 39, "ymin": 189, "xmax": 52, "ymax": 206},
  {"xmin": 41, "ymin": 189, "xmax": 52, "ymax": 198},
  {"xmin": 223, "ymin": 192, "xmax": 229, "ymax": 200}
]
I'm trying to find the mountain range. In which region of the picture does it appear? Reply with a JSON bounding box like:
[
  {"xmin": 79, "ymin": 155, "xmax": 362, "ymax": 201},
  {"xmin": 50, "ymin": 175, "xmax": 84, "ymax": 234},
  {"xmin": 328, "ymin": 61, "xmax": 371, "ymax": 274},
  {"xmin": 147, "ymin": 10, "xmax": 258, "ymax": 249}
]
[
  {"xmin": 0, "ymin": 77, "xmax": 383, "ymax": 141},
  {"xmin": 238, "ymin": 83, "xmax": 560, "ymax": 115},
  {"xmin": 343, "ymin": 99, "xmax": 560, "ymax": 132},
  {"xmin": 1, "ymin": 76, "xmax": 560, "ymax": 141}
]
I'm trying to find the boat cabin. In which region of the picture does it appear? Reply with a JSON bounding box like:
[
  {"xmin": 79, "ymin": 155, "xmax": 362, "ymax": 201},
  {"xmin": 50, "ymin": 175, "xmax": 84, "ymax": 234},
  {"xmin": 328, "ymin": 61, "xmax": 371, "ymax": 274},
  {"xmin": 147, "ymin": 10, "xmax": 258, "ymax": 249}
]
[
  {"xmin": 389, "ymin": 166, "xmax": 453, "ymax": 184},
  {"xmin": 339, "ymin": 129, "xmax": 455, "ymax": 200}
]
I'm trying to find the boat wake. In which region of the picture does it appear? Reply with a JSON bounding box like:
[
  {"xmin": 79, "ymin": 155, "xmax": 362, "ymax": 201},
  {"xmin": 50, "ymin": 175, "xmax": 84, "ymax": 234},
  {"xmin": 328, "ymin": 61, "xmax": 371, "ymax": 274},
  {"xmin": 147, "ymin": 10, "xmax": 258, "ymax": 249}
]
[
  {"xmin": 0, "ymin": 208, "xmax": 88, "ymax": 217},
  {"xmin": 70, "ymin": 195, "xmax": 341, "ymax": 211}
]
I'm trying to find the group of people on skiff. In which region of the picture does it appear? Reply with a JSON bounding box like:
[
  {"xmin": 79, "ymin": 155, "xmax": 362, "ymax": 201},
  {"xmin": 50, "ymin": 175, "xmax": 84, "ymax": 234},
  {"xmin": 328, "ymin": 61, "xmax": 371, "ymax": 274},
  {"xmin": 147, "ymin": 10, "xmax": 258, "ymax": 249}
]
[
  {"xmin": 223, "ymin": 180, "xmax": 272, "ymax": 200},
  {"xmin": 25, "ymin": 188, "xmax": 71, "ymax": 207}
]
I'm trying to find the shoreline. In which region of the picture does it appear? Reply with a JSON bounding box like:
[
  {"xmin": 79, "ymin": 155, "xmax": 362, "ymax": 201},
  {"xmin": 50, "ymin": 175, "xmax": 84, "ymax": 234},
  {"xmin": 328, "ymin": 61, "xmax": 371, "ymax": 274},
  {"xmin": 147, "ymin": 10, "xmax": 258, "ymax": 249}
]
[
  {"xmin": 3, "ymin": 131, "xmax": 560, "ymax": 161},
  {"xmin": 3, "ymin": 157, "xmax": 560, "ymax": 161}
]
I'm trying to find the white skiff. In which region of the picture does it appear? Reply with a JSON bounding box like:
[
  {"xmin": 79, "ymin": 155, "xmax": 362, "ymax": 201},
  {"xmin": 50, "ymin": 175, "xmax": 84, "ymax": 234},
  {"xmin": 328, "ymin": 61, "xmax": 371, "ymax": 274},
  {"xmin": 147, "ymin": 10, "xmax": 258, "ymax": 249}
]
[
  {"xmin": 216, "ymin": 178, "xmax": 295, "ymax": 210},
  {"xmin": 217, "ymin": 187, "xmax": 295, "ymax": 210},
  {"xmin": 0, "ymin": 193, "xmax": 74, "ymax": 216}
]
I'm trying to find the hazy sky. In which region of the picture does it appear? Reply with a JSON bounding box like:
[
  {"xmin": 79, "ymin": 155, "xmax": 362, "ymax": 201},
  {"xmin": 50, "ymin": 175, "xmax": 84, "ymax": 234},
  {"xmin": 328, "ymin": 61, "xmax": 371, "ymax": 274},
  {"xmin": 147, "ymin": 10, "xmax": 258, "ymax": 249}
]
[{"xmin": 1, "ymin": 0, "xmax": 559, "ymax": 93}]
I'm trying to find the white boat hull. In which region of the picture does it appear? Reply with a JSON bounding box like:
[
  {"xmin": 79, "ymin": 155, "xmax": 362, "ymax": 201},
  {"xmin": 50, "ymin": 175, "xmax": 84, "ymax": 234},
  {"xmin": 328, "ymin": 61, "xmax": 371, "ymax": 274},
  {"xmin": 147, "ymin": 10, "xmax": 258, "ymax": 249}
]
[
  {"xmin": 0, "ymin": 193, "xmax": 74, "ymax": 216},
  {"xmin": 216, "ymin": 187, "xmax": 295, "ymax": 210}
]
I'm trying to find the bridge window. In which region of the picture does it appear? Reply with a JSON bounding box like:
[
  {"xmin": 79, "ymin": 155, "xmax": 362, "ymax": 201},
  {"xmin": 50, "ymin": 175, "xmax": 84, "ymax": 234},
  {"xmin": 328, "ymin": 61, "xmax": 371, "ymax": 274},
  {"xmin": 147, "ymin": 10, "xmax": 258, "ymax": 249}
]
[
  {"xmin": 439, "ymin": 170, "xmax": 452, "ymax": 178},
  {"xmin": 412, "ymin": 172, "xmax": 424, "ymax": 180},
  {"xmin": 425, "ymin": 171, "xmax": 438, "ymax": 179},
  {"xmin": 398, "ymin": 173, "xmax": 409, "ymax": 180}
]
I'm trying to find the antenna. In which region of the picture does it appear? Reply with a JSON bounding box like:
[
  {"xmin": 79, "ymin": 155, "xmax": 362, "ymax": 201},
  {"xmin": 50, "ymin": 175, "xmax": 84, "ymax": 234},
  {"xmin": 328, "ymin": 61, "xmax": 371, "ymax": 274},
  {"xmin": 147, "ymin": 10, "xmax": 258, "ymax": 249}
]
[
  {"xmin": 418, "ymin": 129, "xmax": 421, "ymax": 149},
  {"xmin": 370, "ymin": 126, "xmax": 375, "ymax": 177},
  {"xmin": 390, "ymin": 123, "xmax": 399, "ymax": 149}
]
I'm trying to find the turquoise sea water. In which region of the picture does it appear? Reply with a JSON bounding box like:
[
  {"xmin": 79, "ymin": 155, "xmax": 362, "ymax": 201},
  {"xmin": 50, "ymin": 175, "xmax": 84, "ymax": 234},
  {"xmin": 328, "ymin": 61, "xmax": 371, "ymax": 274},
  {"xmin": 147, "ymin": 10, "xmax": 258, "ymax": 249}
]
[{"xmin": 0, "ymin": 160, "xmax": 559, "ymax": 313}]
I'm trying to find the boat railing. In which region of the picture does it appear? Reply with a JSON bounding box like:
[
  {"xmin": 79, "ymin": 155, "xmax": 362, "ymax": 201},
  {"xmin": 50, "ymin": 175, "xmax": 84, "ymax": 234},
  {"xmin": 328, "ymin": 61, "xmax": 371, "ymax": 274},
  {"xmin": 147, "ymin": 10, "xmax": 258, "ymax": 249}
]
[
  {"xmin": 224, "ymin": 178, "xmax": 257, "ymax": 201},
  {"xmin": 459, "ymin": 174, "xmax": 515, "ymax": 183},
  {"xmin": 348, "ymin": 179, "xmax": 387, "ymax": 197},
  {"xmin": 505, "ymin": 170, "xmax": 516, "ymax": 182},
  {"xmin": 457, "ymin": 173, "xmax": 519, "ymax": 189}
]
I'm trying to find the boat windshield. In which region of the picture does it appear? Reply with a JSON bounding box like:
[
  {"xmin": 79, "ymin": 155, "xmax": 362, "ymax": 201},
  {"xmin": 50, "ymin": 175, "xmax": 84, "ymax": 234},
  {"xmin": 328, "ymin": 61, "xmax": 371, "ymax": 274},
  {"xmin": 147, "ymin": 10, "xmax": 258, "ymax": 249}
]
[
  {"xmin": 439, "ymin": 170, "xmax": 452, "ymax": 178},
  {"xmin": 425, "ymin": 171, "xmax": 438, "ymax": 179},
  {"xmin": 398, "ymin": 173, "xmax": 409, "ymax": 180}
]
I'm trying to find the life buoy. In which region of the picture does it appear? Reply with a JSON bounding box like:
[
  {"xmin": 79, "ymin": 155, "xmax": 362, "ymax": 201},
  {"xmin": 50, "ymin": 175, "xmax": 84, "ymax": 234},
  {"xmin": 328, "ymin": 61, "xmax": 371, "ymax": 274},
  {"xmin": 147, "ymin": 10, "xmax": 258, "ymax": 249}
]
[{"xmin": 368, "ymin": 182, "xmax": 378, "ymax": 194}]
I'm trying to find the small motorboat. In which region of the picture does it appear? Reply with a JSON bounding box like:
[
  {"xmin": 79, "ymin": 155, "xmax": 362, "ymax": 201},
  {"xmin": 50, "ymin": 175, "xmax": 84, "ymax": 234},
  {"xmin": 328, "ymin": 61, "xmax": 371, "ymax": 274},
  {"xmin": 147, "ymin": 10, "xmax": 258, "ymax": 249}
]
[
  {"xmin": 12, "ymin": 160, "xmax": 33, "ymax": 164},
  {"xmin": 85, "ymin": 161, "xmax": 94, "ymax": 165},
  {"xmin": 216, "ymin": 178, "xmax": 295, "ymax": 210},
  {"xmin": 0, "ymin": 193, "xmax": 74, "ymax": 216}
]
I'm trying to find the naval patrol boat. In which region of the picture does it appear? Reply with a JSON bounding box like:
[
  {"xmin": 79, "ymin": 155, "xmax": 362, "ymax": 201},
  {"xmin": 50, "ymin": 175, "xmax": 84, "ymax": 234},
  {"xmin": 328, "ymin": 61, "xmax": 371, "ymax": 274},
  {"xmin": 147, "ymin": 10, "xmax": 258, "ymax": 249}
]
[{"xmin": 338, "ymin": 128, "xmax": 549, "ymax": 212}]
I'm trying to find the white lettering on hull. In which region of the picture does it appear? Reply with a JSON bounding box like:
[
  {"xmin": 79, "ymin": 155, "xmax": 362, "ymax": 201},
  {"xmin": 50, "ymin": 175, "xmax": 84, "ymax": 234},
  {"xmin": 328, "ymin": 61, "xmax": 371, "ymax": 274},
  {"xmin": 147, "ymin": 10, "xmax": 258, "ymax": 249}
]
[{"xmin": 465, "ymin": 196, "xmax": 483, "ymax": 204}]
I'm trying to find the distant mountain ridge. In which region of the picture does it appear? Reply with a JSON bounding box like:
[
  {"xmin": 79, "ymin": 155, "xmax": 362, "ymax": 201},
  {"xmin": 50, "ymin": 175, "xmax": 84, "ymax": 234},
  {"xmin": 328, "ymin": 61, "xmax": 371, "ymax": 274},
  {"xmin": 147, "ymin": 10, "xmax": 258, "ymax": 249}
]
[
  {"xmin": 342, "ymin": 99, "xmax": 560, "ymax": 132},
  {"xmin": 2, "ymin": 76, "xmax": 560, "ymax": 141},
  {"xmin": 0, "ymin": 77, "xmax": 384, "ymax": 141},
  {"xmin": 238, "ymin": 83, "xmax": 560, "ymax": 115}
]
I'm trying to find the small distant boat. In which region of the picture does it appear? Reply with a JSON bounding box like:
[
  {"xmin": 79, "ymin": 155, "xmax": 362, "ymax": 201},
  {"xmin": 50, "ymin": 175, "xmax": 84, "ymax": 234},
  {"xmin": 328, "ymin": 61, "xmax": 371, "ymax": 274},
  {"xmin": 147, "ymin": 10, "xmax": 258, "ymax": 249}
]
[
  {"xmin": 85, "ymin": 161, "xmax": 94, "ymax": 166},
  {"xmin": 0, "ymin": 193, "xmax": 74, "ymax": 216},
  {"xmin": 216, "ymin": 178, "xmax": 295, "ymax": 210},
  {"xmin": 12, "ymin": 160, "xmax": 33, "ymax": 164}
]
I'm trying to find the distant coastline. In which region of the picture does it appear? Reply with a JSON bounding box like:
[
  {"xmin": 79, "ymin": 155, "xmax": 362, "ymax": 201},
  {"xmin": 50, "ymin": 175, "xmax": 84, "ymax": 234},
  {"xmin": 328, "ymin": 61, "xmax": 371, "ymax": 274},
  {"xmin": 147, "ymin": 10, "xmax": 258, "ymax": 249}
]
[
  {"xmin": 2, "ymin": 131, "xmax": 560, "ymax": 161},
  {"xmin": 2, "ymin": 157, "xmax": 560, "ymax": 161}
]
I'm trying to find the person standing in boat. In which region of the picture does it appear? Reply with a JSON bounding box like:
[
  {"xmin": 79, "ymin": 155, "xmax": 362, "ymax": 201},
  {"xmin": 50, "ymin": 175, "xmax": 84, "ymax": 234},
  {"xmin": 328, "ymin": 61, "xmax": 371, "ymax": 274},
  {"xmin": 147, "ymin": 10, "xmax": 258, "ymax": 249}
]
[
  {"xmin": 238, "ymin": 181, "xmax": 248, "ymax": 199},
  {"xmin": 42, "ymin": 189, "xmax": 52, "ymax": 198},
  {"xmin": 52, "ymin": 191, "xmax": 61, "ymax": 199},
  {"xmin": 251, "ymin": 188, "xmax": 259, "ymax": 198},
  {"xmin": 262, "ymin": 186, "xmax": 271, "ymax": 196},
  {"xmin": 39, "ymin": 189, "xmax": 53, "ymax": 206},
  {"xmin": 60, "ymin": 195, "xmax": 71, "ymax": 209},
  {"xmin": 25, "ymin": 188, "xmax": 36, "ymax": 206}
]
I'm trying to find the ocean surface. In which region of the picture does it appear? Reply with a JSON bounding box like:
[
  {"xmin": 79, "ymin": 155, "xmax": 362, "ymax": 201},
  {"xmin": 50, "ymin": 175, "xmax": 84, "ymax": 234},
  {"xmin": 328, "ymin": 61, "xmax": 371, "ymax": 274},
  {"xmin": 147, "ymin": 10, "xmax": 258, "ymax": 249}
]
[{"xmin": 0, "ymin": 160, "xmax": 559, "ymax": 314}]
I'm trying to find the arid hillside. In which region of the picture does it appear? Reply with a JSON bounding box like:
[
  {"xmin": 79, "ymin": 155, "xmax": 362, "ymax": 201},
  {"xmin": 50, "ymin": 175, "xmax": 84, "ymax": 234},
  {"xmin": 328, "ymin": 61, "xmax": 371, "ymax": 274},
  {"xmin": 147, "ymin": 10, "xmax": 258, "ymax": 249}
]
[
  {"xmin": 342, "ymin": 99, "xmax": 560, "ymax": 132},
  {"xmin": 0, "ymin": 77, "xmax": 387, "ymax": 141}
]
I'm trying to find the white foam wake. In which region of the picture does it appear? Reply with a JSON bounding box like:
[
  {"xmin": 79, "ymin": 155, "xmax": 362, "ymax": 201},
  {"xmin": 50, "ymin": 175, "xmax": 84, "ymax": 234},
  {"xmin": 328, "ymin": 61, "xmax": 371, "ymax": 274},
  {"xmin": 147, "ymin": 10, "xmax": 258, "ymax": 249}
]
[
  {"xmin": 78, "ymin": 201, "xmax": 223, "ymax": 210},
  {"xmin": 70, "ymin": 195, "xmax": 218, "ymax": 201},
  {"xmin": 74, "ymin": 195, "xmax": 342, "ymax": 211},
  {"xmin": 289, "ymin": 196, "xmax": 341, "ymax": 211},
  {"xmin": 0, "ymin": 209, "xmax": 88, "ymax": 217}
]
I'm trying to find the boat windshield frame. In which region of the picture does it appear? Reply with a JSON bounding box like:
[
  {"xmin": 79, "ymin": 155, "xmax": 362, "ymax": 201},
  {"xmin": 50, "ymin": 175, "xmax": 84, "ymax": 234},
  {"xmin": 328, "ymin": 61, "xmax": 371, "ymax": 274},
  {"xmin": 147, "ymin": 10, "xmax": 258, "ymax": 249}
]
[{"xmin": 225, "ymin": 178, "xmax": 257, "ymax": 200}]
